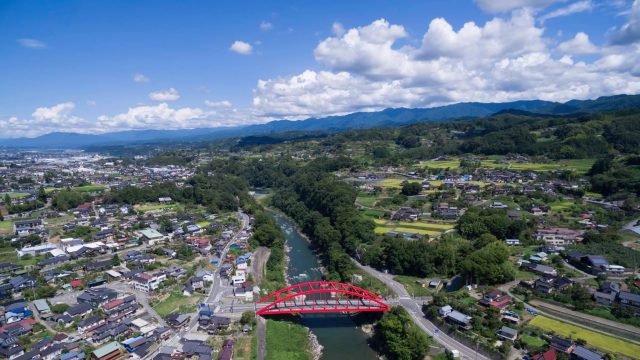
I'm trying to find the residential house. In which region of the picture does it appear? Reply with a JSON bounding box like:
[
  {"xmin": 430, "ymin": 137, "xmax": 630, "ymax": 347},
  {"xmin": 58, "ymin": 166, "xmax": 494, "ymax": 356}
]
[
  {"xmin": 91, "ymin": 341, "xmax": 122, "ymax": 360},
  {"xmin": 593, "ymin": 292, "xmax": 616, "ymax": 306},
  {"xmin": 131, "ymin": 272, "xmax": 166, "ymax": 293},
  {"xmin": 570, "ymin": 346, "xmax": 603, "ymax": 360},
  {"xmin": 445, "ymin": 310, "xmax": 472, "ymax": 330},
  {"xmin": 535, "ymin": 228, "xmax": 584, "ymax": 246},
  {"xmin": 618, "ymin": 291, "xmax": 640, "ymax": 314},
  {"xmin": 550, "ymin": 336, "xmax": 575, "ymax": 354},
  {"xmin": 480, "ymin": 289, "xmax": 512, "ymax": 312},
  {"xmin": 77, "ymin": 288, "xmax": 118, "ymax": 307},
  {"xmin": 496, "ymin": 326, "xmax": 518, "ymax": 341}
]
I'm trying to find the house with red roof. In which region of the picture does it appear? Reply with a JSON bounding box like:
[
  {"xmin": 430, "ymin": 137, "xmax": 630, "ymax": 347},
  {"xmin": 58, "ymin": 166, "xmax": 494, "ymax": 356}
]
[{"xmin": 479, "ymin": 289, "xmax": 512, "ymax": 312}]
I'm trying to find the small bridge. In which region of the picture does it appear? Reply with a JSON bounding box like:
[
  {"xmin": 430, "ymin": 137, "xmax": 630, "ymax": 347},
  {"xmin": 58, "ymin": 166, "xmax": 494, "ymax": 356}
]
[{"xmin": 256, "ymin": 281, "xmax": 391, "ymax": 316}]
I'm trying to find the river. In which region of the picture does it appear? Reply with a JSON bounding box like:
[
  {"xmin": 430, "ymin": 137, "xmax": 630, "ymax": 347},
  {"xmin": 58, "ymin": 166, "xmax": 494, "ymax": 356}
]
[{"xmin": 267, "ymin": 210, "xmax": 379, "ymax": 360}]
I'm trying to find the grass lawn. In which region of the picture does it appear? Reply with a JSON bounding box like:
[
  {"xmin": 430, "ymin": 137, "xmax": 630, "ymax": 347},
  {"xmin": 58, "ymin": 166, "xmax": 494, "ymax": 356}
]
[
  {"xmin": 197, "ymin": 221, "xmax": 211, "ymax": 227},
  {"xmin": 529, "ymin": 316, "xmax": 640, "ymax": 358},
  {"xmin": 0, "ymin": 221, "xmax": 12, "ymax": 228},
  {"xmin": 265, "ymin": 319, "xmax": 311, "ymax": 360},
  {"xmin": 521, "ymin": 335, "xmax": 547, "ymax": 348},
  {"xmin": 153, "ymin": 291, "xmax": 200, "ymax": 318},
  {"xmin": 394, "ymin": 275, "xmax": 434, "ymax": 297}
]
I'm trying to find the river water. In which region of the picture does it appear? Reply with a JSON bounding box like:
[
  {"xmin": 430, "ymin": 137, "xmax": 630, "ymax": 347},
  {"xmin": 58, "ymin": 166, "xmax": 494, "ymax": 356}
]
[{"xmin": 268, "ymin": 210, "xmax": 379, "ymax": 360}]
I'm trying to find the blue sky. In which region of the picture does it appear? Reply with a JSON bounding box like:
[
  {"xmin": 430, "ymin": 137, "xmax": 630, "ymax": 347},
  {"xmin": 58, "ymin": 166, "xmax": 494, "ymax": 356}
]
[{"xmin": 1, "ymin": 0, "xmax": 639, "ymax": 137}]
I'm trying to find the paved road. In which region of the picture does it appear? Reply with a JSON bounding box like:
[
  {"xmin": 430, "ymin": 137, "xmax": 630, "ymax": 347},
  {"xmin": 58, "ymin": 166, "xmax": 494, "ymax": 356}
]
[
  {"xmin": 257, "ymin": 316, "xmax": 267, "ymax": 360},
  {"xmin": 353, "ymin": 261, "xmax": 489, "ymax": 360}
]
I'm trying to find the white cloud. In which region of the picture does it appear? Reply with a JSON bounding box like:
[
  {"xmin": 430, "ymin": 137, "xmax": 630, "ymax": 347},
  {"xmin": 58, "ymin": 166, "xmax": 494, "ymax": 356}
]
[
  {"xmin": 16, "ymin": 38, "xmax": 47, "ymax": 49},
  {"xmin": 230, "ymin": 41, "xmax": 253, "ymax": 55},
  {"xmin": 260, "ymin": 21, "xmax": 273, "ymax": 31},
  {"xmin": 204, "ymin": 100, "xmax": 233, "ymax": 108},
  {"xmin": 32, "ymin": 102, "xmax": 83, "ymax": 125},
  {"xmin": 474, "ymin": 0, "xmax": 562, "ymax": 13},
  {"xmin": 133, "ymin": 73, "xmax": 150, "ymax": 83},
  {"xmin": 252, "ymin": 15, "xmax": 640, "ymax": 119},
  {"xmin": 149, "ymin": 88, "xmax": 180, "ymax": 101},
  {"xmin": 96, "ymin": 103, "xmax": 257, "ymax": 131},
  {"xmin": 610, "ymin": 0, "xmax": 640, "ymax": 44},
  {"xmin": 0, "ymin": 102, "xmax": 93, "ymax": 138},
  {"xmin": 558, "ymin": 32, "xmax": 599, "ymax": 54},
  {"xmin": 539, "ymin": 0, "xmax": 593, "ymax": 23}
]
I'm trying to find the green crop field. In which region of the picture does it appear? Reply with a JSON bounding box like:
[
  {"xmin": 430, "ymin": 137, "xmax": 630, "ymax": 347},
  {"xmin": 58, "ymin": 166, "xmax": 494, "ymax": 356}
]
[
  {"xmin": 529, "ymin": 316, "xmax": 640, "ymax": 358},
  {"xmin": 5, "ymin": 192, "xmax": 29, "ymax": 199},
  {"xmin": 373, "ymin": 218, "xmax": 454, "ymax": 236},
  {"xmin": 420, "ymin": 157, "xmax": 595, "ymax": 174},
  {"xmin": 356, "ymin": 193, "xmax": 379, "ymax": 207},
  {"xmin": 420, "ymin": 160, "xmax": 461, "ymax": 169},
  {"xmin": 73, "ymin": 184, "xmax": 107, "ymax": 192},
  {"xmin": 137, "ymin": 203, "xmax": 183, "ymax": 212}
]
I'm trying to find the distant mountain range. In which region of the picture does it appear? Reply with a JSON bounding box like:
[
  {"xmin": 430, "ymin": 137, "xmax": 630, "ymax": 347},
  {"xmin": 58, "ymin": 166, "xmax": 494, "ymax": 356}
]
[{"xmin": 2, "ymin": 94, "xmax": 640, "ymax": 149}]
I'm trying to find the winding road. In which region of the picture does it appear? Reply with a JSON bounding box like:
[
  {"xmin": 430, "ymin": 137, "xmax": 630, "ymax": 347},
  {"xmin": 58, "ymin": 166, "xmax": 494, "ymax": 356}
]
[{"xmin": 353, "ymin": 260, "xmax": 490, "ymax": 360}]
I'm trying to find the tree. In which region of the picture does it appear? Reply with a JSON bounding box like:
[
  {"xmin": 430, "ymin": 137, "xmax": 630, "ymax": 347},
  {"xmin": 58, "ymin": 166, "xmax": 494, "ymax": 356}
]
[
  {"xmin": 51, "ymin": 303, "xmax": 70, "ymax": 314},
  {"xmin": 4, "ymin": 194, "xmax": 11, "ymax": 206},
  {"xmin": 374, "ymin": 307, "xmax": 431, "ymax": 360},
  {"xmin": 461, "ymin": 242, "xmax": 514, "ymax": 284},
  {"xmin": 37, "ymin": 187, "xmax": 47, "ymax": 203},
  {"xmin": 112, "ymin": 254, "xmax": 121, "ymax": 266},
  {"xmin": 401, "ymin": 182, "xmax": 422, "ymax": 196},
  {"xmin": 240, "ymin": 311, "xmax": 256, "ymax": 326}
]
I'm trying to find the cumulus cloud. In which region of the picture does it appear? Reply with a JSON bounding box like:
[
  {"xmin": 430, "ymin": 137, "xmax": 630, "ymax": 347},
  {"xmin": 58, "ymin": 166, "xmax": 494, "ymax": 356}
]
[
  {"xmin": 230, "ymin": 41, "xmax": 253, "ymax": 55},
  {"xmin": 610, "ymin": 0, "xmax": 640, "ymax": 44},
  {"xmin": 0, "ymin": 102, "xmax": 93, "ymax": 138},
  {"xmin": 96, "ymin": 102, "xmax": 258, "ymax": 131},
  {"xmin": 133, "ymin": 73, "xmax": 150, "ymax": 83},
  {"xmin": 558, "ymin": 32, "xmax": 599, "ymax": 54},
  {"xmin": 204, "ymin": 100, "xmax": 233, "ymax": 107},
  {"xmin": 474, "ymin": 0, "xmax": 561, "ymax": 13},
  {"xmin": 149, "ymin": 88, "xmax": 180, "ymax": 101},
  {"xmin": 260, "ymin": 21, "xmax": 273, "ymax": 31},
  {"xmin": 252, "ymin": 14, "xmax": 640, "ymax": 119},
  {"xmin": 539, "ymin": 0, "xmax": 592, "ymax": 23},
  {"xmin": 16, "ymin": 38, "xmax": 47, "ymax": 48}
]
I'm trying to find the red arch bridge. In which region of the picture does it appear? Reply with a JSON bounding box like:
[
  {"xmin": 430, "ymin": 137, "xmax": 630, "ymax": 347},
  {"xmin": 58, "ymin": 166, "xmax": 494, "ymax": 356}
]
[{"xmin": 255, "ymin": 281, "xmax": 391, "ymax": 316}]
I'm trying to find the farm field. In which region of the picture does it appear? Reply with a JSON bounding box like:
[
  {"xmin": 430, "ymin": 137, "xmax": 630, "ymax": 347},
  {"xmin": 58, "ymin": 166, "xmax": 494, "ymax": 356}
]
[
  {"xmin": 529, "ymin": 315, "xmax": 640, "ymax": 358},
  {"xmin": 420, "ymin": 160, "xmax": 461, "ymax": 169},
  {"xmin": 45, "ymin": 184, "xmax": 107, "ymax": 193},
  {"xmin": 355, "ymin": 192, "xmax": 379, "ymax": 207},
  {"xmin": 420, "ymin": 158, "xmax": 596, "ymax": 174},
  {"xmin": 373, "ymin": 218, "xmax": 454, "ymax": 237},
  {"xmin": 136, "ymin": 203, "xmax": 183, "ymax": 213},
  {"xmin": 549, "ymin": 200, "xmax": 578, "ymax": 211},
  {"xmin": 4, "ymin": 192, "xmax": 29, "ymax": 199}
]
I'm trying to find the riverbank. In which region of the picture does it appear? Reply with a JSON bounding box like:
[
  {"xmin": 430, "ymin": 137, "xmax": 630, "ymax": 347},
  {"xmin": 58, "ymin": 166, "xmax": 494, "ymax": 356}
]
[{"xmin": 267, "ymin": 210, "xmax": 379, "ymax": 360}]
